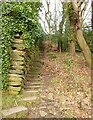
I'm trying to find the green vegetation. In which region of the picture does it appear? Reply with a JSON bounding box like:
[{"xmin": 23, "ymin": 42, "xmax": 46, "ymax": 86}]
[
  {"xmin": 48, "ymin": 52, "xmax": 57, "ymax": 59},
  {"xmin": 1, "ymin": 2, "xmax": 44, "ymax": 89}
]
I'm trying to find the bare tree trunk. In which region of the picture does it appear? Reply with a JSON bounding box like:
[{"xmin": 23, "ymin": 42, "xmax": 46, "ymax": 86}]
[
  {"xmin": 58, "ymin": 39, "xmax": 62, "ymax": 52},
  {"xmin": 69, "ymin": 41, "xmax": 76, "ymax": 55},
  {"xmin": 72, "ymin": 1, "xmax": 91, "ymax": 68},
  {"xmin": 69, "ymin": 23, "xmax": 76, "ymax": 55},
  {"xmin": 67, "ymin": 3, "xmax": 76, "ymax": 55},
  {"xmin": 58, "ymin": 40, "xmax": 60, "ymax": 52},
  {"xmin": 58, "ymin": 3, "xmax": 66, "ymax": 52}
]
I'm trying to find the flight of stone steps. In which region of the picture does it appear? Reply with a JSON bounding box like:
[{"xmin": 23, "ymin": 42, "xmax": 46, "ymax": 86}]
[
  {"xmin": 21, "ymin": 61, "xmax": 42, "ymax": 102},
  {"xmin": 1, "ymin": 57, "xmax": 43, "ymax": 118}
]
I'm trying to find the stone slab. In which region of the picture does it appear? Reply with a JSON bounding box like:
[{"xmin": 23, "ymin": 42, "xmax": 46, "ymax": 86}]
[
  {"xmin": 20, "ymin": 96, "xmax": 37, "ymax": 102},
  {"xmin": 8, "ymin": 81, "xmax": 21, "ymax": 86},
  {"xmin": 11, "ymin": 65, "xmax": 24, "ymax": 70},
  {"xmin": 8, "ymin": 77, "xmax": 23, "ymax": 82},
  {"xmin": 13, "ymin": 43, "xmax": 25, "ymax": 50},
  {"xmin": 25, "ymin": 82, "xmax": 41, "ymax": 85},
  {"xmin": 8, "ymin": 74, "xmax": 24, "ymax": 78},
  {"xmin": 28, "ymin": 85, "xmax": 41, "ymax": 88},
  {"xmin": 23, "ymin": 90, "xmax": 39, "ymax": 94},
  {"xmin": 8, "ymin": 86, "xmax": 21, "ymax": 91},
  {"xmin": 11, "ymin": 54, "xmax": 24, "ymax": 61},
  {"xmin": 11, "ymin": 50, "xmax": 25, "ymax": 56},
  {"xmin": 40, "ymin": 110, "xmax": 47, "ymax": 117},
  {"xmin": 2, "ymin": 106, "xmax": 28, "ymax": 117},
  {"xmin": 8, "ymin": 90, "xmax": 19, "ymax": 95},
  {"xmin": 14, "ymin": 39, "xmax": 23, "ymax": 44},
  {"xmin": 25, "ymin": 85, "xmax": 40, "ymax": 89},
  {"xmin": 11, "ymin": 61, "xmax": 24, "ymax": 66},
  {"xmin": 9, "ymin": 69, "xmax": 24, "ymax": 74}
]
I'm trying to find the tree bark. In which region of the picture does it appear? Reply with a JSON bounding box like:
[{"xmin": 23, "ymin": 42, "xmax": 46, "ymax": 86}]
[
  {"xmin": 57, "ymin": 3, "xmax": 67, "ymax": 52},
  {"xmin": 69, "ymin": 41, "xmax": 76, "ymax": 55},
  {"xmin": 69, "ymin": 23, "xmax": 76, "ymax": 55},
  {"xmin": 67, "ymin": 3, "xmax": 76, "ymax": 55},
  {"xmin": 72, "ymin": 1, "xmax": 91, "ymax": 68}
]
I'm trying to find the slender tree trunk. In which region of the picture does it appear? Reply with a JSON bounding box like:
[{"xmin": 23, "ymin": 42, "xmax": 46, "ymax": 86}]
[
  {"xmin": 69, "ymin": 23, "xmax": 76, "ymax": 55},
  {"xmin": 72, "ymin": 1, "xmax": 91, "ymax": 68},
  {"xmin": 67, "ymin": 3, "xmax": 76, "ymax": 55},
  {"xmin": 58, "ymin": 40, "xmax": 62, "ymax": 52},
  {"xmin": 69, "ymin": 41, "xmax": 76, "ymax": 55},
  {"xmin": 58, "ymin": 3, "xmax": 66, "ymax": 53},
  {"xmin": 61, "ymin": 41, "xmax": 62, "ymax": 52},
  {"xmin": 58, "ymin": 41, "xmax": 60, "ymax": 51}
]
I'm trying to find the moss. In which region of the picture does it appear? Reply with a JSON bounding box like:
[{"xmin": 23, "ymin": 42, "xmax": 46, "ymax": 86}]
[{"xmin": 2, "ymin": 93, "xmax": 23, "ymax": 109}]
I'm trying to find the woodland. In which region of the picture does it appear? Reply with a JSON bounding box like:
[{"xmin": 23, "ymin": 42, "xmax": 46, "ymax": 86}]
[{"xmin": 0, "ymin": 0, "xmax": 93, "ymax": 119}]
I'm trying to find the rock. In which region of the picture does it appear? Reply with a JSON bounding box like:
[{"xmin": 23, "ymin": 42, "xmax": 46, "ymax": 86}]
[
  {"xmin": 49, "ymin": 109, "xmax": 56, "ymax": 116},
  {"xmin": 8, "ymin": 74, "xmax": 24, "ymax": 78},
  {"xmin": 8, "ymin": 76, "xmax": 23, "ymax": 82},
  {"xmin": 40, "ymin": 110, "xmax": 47, "ymax": 117},
  {"xmin": 11, "ymin": 50, "xmax": 24, "ymax": 56},
  {"xmin": 8, "ymin": 74, "xmax": 24, "ymax": 82},
  {"xmin": 13, "ymin": 43, "xmax": 25, "ymax": 50},
  {"xmin": 11, "ymin": 61, "xmax": 24, "ymax": 66},
  {"xmin": 2, "ymin": 106, "xmax": 28, "ymax": 118},
  {"xmin": 9, "ymin": 69, "xmax": 24, "ymax": 74},
  {"xmin": 11, "ymin": 65, "xmax": 24, "ymax": 70},
  {"xmin": 14, "ymin": 38, "xmax": 23, "ymax": 43},
  {"xmin": 11, "ymin": 55, "xmax": 24, "ymax": 61},
  {"xmin": 8, "ymin": 81, "xmax": 21, "ymax": 86},
  {"xmin": 47, "ymin": 93, "xmax": 54, "ymax": 100},
  {"xmin": 8, "ymin": 86, "xmax": 21, "ymax": 92},
  {"xmin": 14, "ymin": 34, "xmax": 20, "ymax": 38},
  {"xmin": 39, "ymin": 106, "xmax": 47, "ymax": 109},
  {"xmin": 8, "ymin": 91, "xmax": 19, "ymax": 94}
]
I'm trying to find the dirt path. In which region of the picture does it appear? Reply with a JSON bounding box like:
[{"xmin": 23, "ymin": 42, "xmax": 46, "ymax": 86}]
[{"xmin": 27, "ymin": 51, "xmax": 91, "ymax": 118}]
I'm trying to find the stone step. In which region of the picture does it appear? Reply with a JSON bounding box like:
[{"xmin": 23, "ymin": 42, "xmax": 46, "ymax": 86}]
[
  {"xmin": 26, "ymin": 81, "xmax": 41, "ymax": 84},
  {"xmin": 25, "ymin": 85, "xmax": 41, "ymax": 89},
  {"xmin": 19, "ymin": 96, "xmax": 37, "ymax": 102},
  {"xmin": 29, "ymin": 71, "xmax": 40, "ymax": 73},
  {"xmin": 26, "ymin": 74, "xmax": 40, "ymax": 77},
  {"xmin": 2, "ymin": 106, "xmax": 28, "ymax": 118},
  {"xmin": 25, "ymin": 84, "xmax": 41, "ymax": 88},
  {"xmin": 25, "ymin": 82, "xmax": 41, "ymax": 86},
  {"xmin": 26, "ymin": 73, "xmax": 40, "ymax": 76},
  {"xmin": 28, "ymin": 67, "xmax": 40, "ymax": 70},
  {"xmin": 26, "ymin": 77, "xmax": 40, "ymax": 82},
  {"xmin": 29, "ymin": 72, "xmax": 41, "ymax": 75},
  {"xmin": 9, "ymin": 69, "xmax": 24, "ymax": 74},
  {"xmin": 23, "ymin": 90, "xmax": 39, "ymax": 94}
]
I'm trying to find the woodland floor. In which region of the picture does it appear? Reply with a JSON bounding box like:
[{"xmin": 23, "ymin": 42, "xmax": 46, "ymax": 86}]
[
  {"xmin": 2, "ymin": 51, "xmax": 92, "ymax": 118},
  {"xmin": 27, "ymin": 51, "xmax": 91, "ymax": 118}
]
